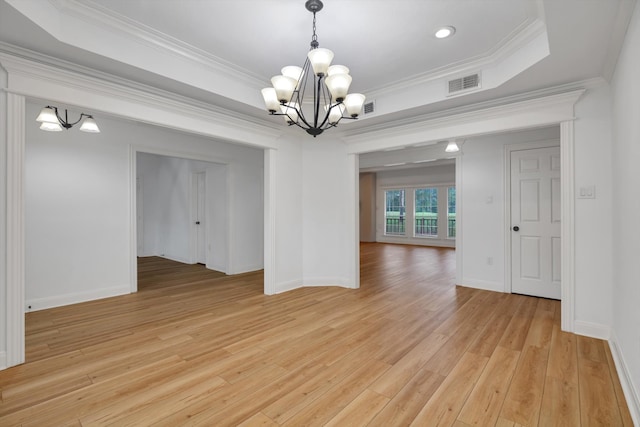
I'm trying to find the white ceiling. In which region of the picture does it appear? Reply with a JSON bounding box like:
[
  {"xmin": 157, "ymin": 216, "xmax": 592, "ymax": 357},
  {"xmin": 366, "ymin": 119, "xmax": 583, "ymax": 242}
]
[{"xmin": 0, "ymin": 0, "xmax": 635, "ymax": 143}]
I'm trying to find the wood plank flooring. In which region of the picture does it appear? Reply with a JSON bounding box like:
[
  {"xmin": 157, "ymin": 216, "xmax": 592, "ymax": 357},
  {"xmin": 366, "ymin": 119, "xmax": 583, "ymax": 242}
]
[{"xmin": 0, "ymin": 242, "xmax": 633, "ymax": 426}]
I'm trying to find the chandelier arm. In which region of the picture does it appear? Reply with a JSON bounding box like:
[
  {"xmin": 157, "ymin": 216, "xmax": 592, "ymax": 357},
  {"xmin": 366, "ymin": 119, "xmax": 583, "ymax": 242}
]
[{"xmin": 54, "ymin": 108, "xmax": 86, "ymax": 128}]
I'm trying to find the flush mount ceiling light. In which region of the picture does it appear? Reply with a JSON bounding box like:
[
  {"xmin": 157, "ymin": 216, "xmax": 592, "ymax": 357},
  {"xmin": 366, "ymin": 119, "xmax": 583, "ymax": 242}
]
[
  {"xmin": 435, "ymin": 26, "xmax": 456, "ymax": 39},
  {"xmin": 261, "ymin": 0, "xmax": 366, "ymax": 137},
  {"xmin": 445, "ymin": 140, "xmax": 460, "ymax": 152},
  {"xmin": 36, "ymin": 106, "xmax": 100, "ymax": 133}
]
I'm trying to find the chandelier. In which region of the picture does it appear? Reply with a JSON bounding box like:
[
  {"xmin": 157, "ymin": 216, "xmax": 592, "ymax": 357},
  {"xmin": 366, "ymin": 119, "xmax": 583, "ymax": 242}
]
[
  {"xmin": 261, "ymin": 0, "xmax": 366, "ymax": 137},
  {"xmin": 36, "ymin": 106, "xmax": 100, "ymax": 133}
]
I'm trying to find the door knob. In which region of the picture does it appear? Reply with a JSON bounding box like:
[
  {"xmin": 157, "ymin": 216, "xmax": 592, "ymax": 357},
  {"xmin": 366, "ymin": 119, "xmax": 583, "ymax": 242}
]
[
  {"xmin": 195, "ymin": 221, "xmax": 200, "ymax": 225},
  {"xmin": 513, "ymin": 226, "xmax": 519, "ymax": 231}
]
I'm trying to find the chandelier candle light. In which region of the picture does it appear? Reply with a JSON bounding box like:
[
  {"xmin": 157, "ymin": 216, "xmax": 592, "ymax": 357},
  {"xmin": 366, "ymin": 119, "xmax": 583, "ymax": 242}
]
[
  {"xmin": 36, "ymin": 106, "xmax": 100, "ymax": 133},
  {"xmin": 261, "ymin": 0, "xmax": 366, "ymax": 137}
]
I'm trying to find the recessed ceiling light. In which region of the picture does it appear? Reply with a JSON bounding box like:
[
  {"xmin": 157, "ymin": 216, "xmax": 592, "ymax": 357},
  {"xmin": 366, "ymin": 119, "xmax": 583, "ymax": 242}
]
[
  {"xmin": 435, "ymin": 26, "xmax": 456, "ymax": 39},
  {"xmin": 383, "ymin": 162, "xmax": 407, "ymax": 167}
]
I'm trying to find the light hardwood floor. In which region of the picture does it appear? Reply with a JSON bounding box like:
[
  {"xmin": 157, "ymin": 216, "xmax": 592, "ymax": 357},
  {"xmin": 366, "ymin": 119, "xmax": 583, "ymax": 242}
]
[{"xmin": 0, "ymin": 243, "xmax": 633, "ymax": 426}]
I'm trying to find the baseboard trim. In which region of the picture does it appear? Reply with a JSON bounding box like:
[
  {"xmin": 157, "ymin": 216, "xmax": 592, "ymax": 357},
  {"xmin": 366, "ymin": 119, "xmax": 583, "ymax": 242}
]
[
  {"xmin": 227, "ymin": 264, "xmax": 263, "ymax": 275},
  {"xmin": 0, "ymin": 351, "xmax": 6, "ymax": 370},
  {"xmin": 303, "ymin": 277, "xmax": 355, "ymax": 289},
  {"xmin": 458, "ymin": 278, "xmax": 504, "ymax": 293},
  {"xmin": 574, "ymin": 320, "xmax": 611, "ymax": 340},
  {"xmin": 26, "ymin": 285, "xmax": 131, "ymax": 312},
  {"xmin": 609, "ymin": 332, "xmax": 640, "ymax": 426},
  {"xmin": 275, "ymin": 279, "xmax": 303, "ymax": 294}
]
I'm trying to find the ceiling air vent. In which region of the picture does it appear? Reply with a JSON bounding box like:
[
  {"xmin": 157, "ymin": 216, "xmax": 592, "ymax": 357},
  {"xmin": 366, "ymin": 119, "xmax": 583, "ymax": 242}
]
[
  {"xmin": 363, "ymin": 101, "xmax": 375, "ymax": 114},
  {"xmin": 447, "ymin": 73, "xmax": 481, "ymax": 95}
]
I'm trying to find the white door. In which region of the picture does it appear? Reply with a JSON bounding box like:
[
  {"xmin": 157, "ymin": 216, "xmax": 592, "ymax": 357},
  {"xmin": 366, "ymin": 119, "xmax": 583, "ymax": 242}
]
[
  {"xmin": 511, "ymin": 146, "xmax": 561, "ymax": 299},
  {"xmin": 195, "ymin": 172, "xmax": 206, "ymax": 264}
]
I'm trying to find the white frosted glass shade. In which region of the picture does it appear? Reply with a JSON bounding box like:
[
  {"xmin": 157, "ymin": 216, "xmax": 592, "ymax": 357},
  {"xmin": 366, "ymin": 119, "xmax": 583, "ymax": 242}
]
[
  {"xmin": 280, "ymin": 103, "xmax": 300, "ymax": 124},
  {"xmin": 325, "ymin": 104, "xmax": 345, "ymax": 124},
  {"xmin": 261, "ymin": 88, "xmax": 280, "ymax": 112},
  {"xmin": 36, "ymin": 106, "xmax": 58, "ymax": 123},
  {"xmin": 39, "ymin": 121, "xmax": 63, "ymax": 132},
  {"xmin": 343, "ymin": 93, "xmax": 366, "ymax": 117},
  {"xmin": 445, "ymin": 141, "xmax": 460, "ymax": 152},
  {"xmin": 327, "ymin": 65, "xmax": 349, "ymax": 76},
  {"xmin": 281, "ymin": 66, "xmax": 304, "ymax": 87},
  {"xmin": 307, "ymin": 48, "xmax": 334, "ymax": 76},
  {"xmin": 325, "ymin": 73, "xmax": 352, "ymax": 102},
  {"xmin": 79, "ymin": 116, "xmax": 100, "ymax": 133},
  {"xmin": 271, "ymin": 75, "xmax": 297, "ymax": 103}
]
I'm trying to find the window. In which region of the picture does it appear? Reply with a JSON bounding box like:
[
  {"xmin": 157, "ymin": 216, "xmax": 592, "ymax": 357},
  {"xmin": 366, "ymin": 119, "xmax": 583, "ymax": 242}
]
[
  {"xmin": 415, "ymin": 188, "xmax": 438, "ymax": 237},
  {"xmin": 448, "ymin": 187, "xmax": 456, "ymax": 238},
  {"xmin": 385, "ymin": 190, "xmax": 405, "ymax": 235}
]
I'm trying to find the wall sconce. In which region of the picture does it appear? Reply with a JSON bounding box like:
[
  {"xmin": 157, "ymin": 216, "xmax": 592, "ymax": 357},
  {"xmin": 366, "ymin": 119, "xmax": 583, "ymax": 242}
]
[{"xmin": 36, "ymin": 106, "xmax": 100, "ymax": 133}]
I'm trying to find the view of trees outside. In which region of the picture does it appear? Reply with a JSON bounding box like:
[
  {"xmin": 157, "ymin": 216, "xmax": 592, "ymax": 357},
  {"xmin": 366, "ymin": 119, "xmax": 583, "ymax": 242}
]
[
  {"xmin": 384, "ymin": 187, "xmax": 456, "ymax": 238},
  {"xmin": 385, "ymin": 189, "xmax": 405, "ymax": 234},
  {"xmin": 415, "ymin": 188, "xmax": 438, "ymax": 236},
  {"xmin": 448, "ymin": 187, "xmax": 456, "ymax": 238}
]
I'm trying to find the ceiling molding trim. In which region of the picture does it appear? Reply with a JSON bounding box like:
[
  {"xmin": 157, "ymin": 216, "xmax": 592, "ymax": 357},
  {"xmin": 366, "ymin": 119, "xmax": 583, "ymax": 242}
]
[
  {"xmin": 0, "ymin": 42, "xmax": 282, "ymax": 133},
  {"xmin": 602, "ymin": 0, "xmax": 638, "ymax": 81},
  {"xmin": 344, "ymin": 77, "xmax": 603, "ymax": 139},
  {"xmin": 342, "ymin": 89, "xmax": 585, "ymax": 154},
  {"xmin": 366, "ymin": 18, "xmax": 547, "ymax": 99},
  {"xmin": 0, "ymin": 50, "xmax": 283, "ymax": 147},
  {"xmin": 46, "ymin": 0, "xmax": 267, "ymax": 88}
]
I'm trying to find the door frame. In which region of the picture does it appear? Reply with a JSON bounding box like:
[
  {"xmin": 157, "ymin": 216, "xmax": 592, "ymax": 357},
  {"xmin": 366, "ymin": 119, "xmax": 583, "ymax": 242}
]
[
  {"xmin": 504, "ymin": 138, "xmax": 562, "ymax": 296},
  {"xmin": 190, "ymin": 171, "xmax": 207, "ymax": 265}
]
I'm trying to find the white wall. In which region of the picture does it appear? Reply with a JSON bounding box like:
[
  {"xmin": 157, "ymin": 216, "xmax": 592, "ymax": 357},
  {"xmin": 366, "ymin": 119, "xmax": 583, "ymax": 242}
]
[
  {"xmin": 611, "ymin": 1, "xmax": 640, "ymax": 421},
  {"xmin": 573, "ymin": 83, "xmax": 614, "ymax": 337},
  {"xmin": 459, "ymin": 126, "xmax": 560, "ymax": 291},
  {"xmin": 137, "ymin": 153, "xmax": 228, "ymax": 272},
  {"xmin": 0, "ymin": 64, "xmax": 8, "ymax": 365},
  {"xmin": 375, "ymin": 164, "xmax": 456, "ymax": 247},
  {"xmin": 24, "ymin": 101, "xmax": 264, "ymax": 311},
  {"xmin": 301, "ymin": 137, "xmax": 355, "ymax": 287}
]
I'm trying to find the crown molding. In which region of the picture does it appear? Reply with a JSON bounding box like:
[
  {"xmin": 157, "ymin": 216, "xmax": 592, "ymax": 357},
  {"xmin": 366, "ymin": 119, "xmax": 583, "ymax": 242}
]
[
  {"xmin": 40, "ymin": 0, "xmax": 266, "ymax": 89},
  {"xmin": 366, "ymin": 13, "xmax": 547, "ymax": 99},
  {"xmin": 342, "ymin": 86, "xmax": 587, "ymax": 153},
  {"xmin": 0, "ymin": 47, "xmax": 284, "ymax": 146},
  {"xmin": 343, "ymin": 78, "xmax": 602, "ymax": 141}
]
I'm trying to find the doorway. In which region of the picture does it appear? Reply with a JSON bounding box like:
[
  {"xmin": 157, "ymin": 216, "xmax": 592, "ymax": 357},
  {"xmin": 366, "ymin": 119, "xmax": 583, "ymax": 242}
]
[{"xmin": 507, "ymin": 143, "xmax": 561, "ymax": 299}]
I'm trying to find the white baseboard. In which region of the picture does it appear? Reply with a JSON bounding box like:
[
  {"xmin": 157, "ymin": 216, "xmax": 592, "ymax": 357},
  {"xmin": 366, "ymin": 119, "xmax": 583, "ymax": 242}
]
[
  {"xmin": 26, "ymin": 285, "xmax": 131, "ymax": 312},
  {"xmin": 160, "ymin": 254, "xmax": 191, "ymax": 264},
  {"xmin": 227, "ymin": 264, "xmax": 263, "ymax": 275},
  {"xmin": 0, "ymin": 351, "xmax": 6, "ymax": 370},
  {"xmin": 376, "ymin": 236, "xmax": 456, "ymax": 248},
  {"xmin": 303, "ymin": 277, "xmax": 355, "ymax": 288},
  {"xmin": 609, "ymin": 332, "xmax": 640, "ymax": 426},
  {"xmin": 275, "ymin": 279, "xmax": 303, "ymax": 294},
  {"xmin": 458, "ymin": 278, "xmax": 504, "ymax": 293},
  {"xmin": 574, "ymin": 320, "xmax": 611, "ymax": 340}
]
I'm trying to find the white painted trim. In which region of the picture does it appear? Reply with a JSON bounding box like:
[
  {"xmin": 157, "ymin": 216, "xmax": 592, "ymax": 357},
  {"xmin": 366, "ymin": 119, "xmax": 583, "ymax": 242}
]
[
  {"xmin": 6, "ymin": 93, "xmax": 25, "ymax": 368},
  {"xmin": 503, "ymin": 138, "xmax": 561, "ymax": 295},
  {"xmin": 348, "ymin": 154, "xmax": 360, "ymax": 289},
  {"xmin": 560, "ymin": 120, "xmax": 576, "ymax": 333},
  {"xmin": 0, "ymin": 51, "xmax": 282, "ymax": 148},
  {"xmin": 226, "ymin": 162, "xmax": 235, "ymax": 275},
  {"xmin": 303, "ymin": 277, "xmax": 353, "ymax": 287},
  {"xmin": 609, "ymin": 332, "xmax": 640, "ymax": 426},
  {"xmin": 376, "ymin": 237, "xmax": 456, "ymax": 248},
  {"xmin": 573, "ymin": 321, "xmax": 610, "ymax": 340},
  {"xmin": 263, "ymin": 149, "xmax": 277, "ymax": 295},
  {"xmin": 25, "ymin": 285, "xmax": 131, "ymax": 312},
  {"xmin": 129, "ymin": 146, "xmax": 138, "ymax": 293},
  {"xmin": 0, "ymin": 352, "xmax": 6, "ymax": 370},
  {"xmin": 275, "ymin": 279, "xmax": 303, "ymax": 294},
  {"xmin": 455, "ymin": 156, "xmax": 463, "ymax": 286},
  {"xmin": 227, "ymin": 264, "xmax": 264, "ymax": 275},
  {"xmin": 343, "ymin": 90, "xmax": 584, "ymax": 152},
  {"xmin": 458, "ymin": 279, "xmax": 505, "ymax": 293}
]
